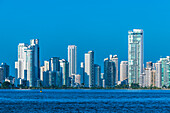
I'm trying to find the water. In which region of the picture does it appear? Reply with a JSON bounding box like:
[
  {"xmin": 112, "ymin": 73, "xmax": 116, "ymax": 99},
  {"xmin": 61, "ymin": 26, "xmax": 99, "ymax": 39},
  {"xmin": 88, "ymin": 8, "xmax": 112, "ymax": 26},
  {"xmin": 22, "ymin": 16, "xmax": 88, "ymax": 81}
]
[{"xmin": 0, "ymin": 89, "xmax": 170, "ymax": 112}]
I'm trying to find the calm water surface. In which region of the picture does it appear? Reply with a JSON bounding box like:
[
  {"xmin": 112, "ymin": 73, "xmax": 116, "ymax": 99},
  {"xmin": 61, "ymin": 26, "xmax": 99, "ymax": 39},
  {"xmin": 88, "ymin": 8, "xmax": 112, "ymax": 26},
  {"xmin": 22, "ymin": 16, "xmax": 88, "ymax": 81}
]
[{"xmin": 0, "ymin": 89, "xmax": 170, "ymax": 112}]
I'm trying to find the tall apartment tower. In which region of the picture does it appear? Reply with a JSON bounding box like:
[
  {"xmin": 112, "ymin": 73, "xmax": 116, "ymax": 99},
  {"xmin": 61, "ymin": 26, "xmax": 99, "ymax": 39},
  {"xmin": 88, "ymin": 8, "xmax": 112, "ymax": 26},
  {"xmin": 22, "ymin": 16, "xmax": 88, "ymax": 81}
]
[
  {"xmin": 60, "ymin": 59, "xmax": 69, "ymax": 87},
  {"xmin": 80, "ymin": 62, "xmax": 85, "ymax": 85},
  {"xmin": 159, "ymin": 56, "xmax": 170, "ymax": 87},
  {"xmin": 120, "ymin": 61, "xmax": 128, "ymax": 82},
  {"xmin": 155, "ymin": 61, "xmax": 162, "ymax": 88},
  {"xmin": 30, "ymin": 39, "xmax": 40, "ymax": 80},
  {"xmin": 84, "ymin": 51, "xmax": 94, "ymax": 87},
  {"xmin": 50, "ymin": 57, "xmax": 60, "ymax": 71},
  {"xmin": 94, "ymin": 64, "xmax": 101, "ymax": 87},
  {"xmin": 15, "ymin": 39, "xmax": 40, "ymax": 87},
  {"xmin": 110, "ymin": 55, "xmax": 118, "ymax": 84},
  {"xmin": 68, "ymin": 45, "xmax": 77, "ymax": 76},
  {"xmin": 104, "ymin": 58, "xmax": 116, "ymax": 87},
  {"xmin": 0, "ymin": 63, "xmax": 9, "ymax": 83},
  {"xmin": 128, "ymin": 29, "xmax": 144, "ymax": 85}
]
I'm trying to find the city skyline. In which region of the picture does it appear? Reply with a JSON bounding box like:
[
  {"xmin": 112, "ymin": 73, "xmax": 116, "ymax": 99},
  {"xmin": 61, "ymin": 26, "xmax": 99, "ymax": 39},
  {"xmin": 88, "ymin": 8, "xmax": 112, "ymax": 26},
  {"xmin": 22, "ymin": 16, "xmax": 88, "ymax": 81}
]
[
  {"xmin": 1, "ymin": 0, "xmax": 170, "ymax": 76},
  {"xmin": 1, "ymin": 29, "xmax": 170, "ymax": 88},
  {"xmin": 1, "ymin": 29, "xmax": 170, "ymax": 77}
]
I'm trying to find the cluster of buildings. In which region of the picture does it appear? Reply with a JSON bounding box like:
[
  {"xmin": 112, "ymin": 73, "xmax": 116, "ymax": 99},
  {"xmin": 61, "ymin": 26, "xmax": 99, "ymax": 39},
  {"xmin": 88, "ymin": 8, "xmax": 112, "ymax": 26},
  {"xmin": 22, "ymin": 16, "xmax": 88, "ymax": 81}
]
[{"xmin": 0, "ymin": 29, "xmax": 169, "ymax": 88}]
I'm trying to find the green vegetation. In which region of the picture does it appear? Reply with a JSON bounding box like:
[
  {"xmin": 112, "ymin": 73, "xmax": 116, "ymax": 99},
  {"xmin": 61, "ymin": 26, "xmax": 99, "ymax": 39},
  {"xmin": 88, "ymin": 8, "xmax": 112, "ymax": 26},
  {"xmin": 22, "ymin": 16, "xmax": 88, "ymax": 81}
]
[
  {"xmin": 0, "ymin": 82, "xmax": 167, "ymax": 90},
  {"xmin": 1, "ymin": 81, "xmax": 12, "ymax": 89}
]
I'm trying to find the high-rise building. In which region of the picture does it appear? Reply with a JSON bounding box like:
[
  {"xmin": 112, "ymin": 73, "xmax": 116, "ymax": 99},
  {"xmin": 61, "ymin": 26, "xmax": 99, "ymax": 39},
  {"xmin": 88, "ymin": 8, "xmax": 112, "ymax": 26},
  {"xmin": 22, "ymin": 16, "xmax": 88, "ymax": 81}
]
[
  {"xmin": 80, "ymin": 62, "xmax": 85, "ymax": 86},
  {"xmin": 120, "ymin": 61, "xmax": 128, "ymax": 82},
  {"xmin": 15, "ymin": 39, "xmax": 40, "ymax": 87},
  {"xmin": 49, "ymin": 71, "xmax": 57, "ymax": 87},
  {"xmin": 60, "ymin": 59, "xmax": 69, "ymax": 87},
  {"xmin": 26, "ymin": 48, "xmax": 35, "ymax": 87},
  {"xmin": 50, "ymin": 57, "xmax": 60, "ymax": 71},
  {"xmin": 159, "ymin": 56, "xmax": 170, "ymax": 87},
  {"xmin": 128, "ymin": 29, "xmax": 144, "ymax": 85},
  {"xmin": 84, "ymin": 51, "xmax": 94, "ymax": 87},
  {"xmin": 0, "ymin": 63, "xmax": 9, "ymax": 79},
  {"xmin": 155, "ymin": 61, "xmax": 162, "ymax": 88},
  {"xmin": 68, "ymin": 45, "xmax": 77, "ymax": 76},
  {"xmin": 40, "ymin": 66, "xmax": 45, "ymax": 81},
  {"xmin": 30, "ymin": 39, "xmax": 40, "ymax": 80},
  {"xmin": 0, "ymin": 67, "xmax": 4, "ymax": 83},
  {"xmin": 94, "ymin": 64, "xmax": 101, "ymax": 87},
  {"xmin": 104, "ymin": 58, "xmax": 116, "ymax": 87},
  {"xmin": 17, "ymin": 43, "xmax": 28, "ymax": 80},
  {"xmin": 44, "ymin": 61, "xmax": 50, "ymax": 72},
  {"xmin": 110, "ymin": 55, "xmax": 118, "ymax": 84},
  {"xmin": 75, "ymin": 74, "xmax": 81, "ymax": 86}
]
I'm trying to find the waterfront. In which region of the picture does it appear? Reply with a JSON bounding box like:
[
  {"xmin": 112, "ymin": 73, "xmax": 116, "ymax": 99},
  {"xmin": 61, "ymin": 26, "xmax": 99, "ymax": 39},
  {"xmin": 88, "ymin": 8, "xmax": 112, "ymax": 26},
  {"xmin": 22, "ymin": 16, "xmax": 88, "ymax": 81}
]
[{"xmin": 0, "ymin": 89, "xmax": 170, "ymax": 112}]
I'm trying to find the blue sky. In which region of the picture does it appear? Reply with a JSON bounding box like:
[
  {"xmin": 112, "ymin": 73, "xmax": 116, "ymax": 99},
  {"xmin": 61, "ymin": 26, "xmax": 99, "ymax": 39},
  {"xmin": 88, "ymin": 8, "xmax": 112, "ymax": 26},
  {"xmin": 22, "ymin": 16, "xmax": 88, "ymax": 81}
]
[{"xmin": 0, "ymin": 0, "xmax": 170, "ymax": 75}]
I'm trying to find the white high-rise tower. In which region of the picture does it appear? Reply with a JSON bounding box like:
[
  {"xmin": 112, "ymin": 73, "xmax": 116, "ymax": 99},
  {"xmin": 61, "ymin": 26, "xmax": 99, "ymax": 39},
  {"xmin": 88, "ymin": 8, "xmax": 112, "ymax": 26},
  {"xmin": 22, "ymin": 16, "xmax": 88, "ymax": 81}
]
[
  {"xmin": 128, "ymin": 29, "xmax": 144, "ymax": 85},
  {"xmin": 15, "ymin": 39, "xmax": 40, "ymax": 87},
  {"xmin": 68, "ymin": 45, "xmax": 77, "ymax": 76},
  {"xmin": 84, "ymin": 51, "xmax": 94, "ymax": 87}
]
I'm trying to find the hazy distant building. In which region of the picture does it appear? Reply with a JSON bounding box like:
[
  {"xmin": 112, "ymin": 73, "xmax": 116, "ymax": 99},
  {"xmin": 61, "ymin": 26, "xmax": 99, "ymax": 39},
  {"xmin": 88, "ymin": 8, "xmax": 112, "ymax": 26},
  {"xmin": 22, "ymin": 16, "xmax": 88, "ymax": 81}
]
[
  {"xmin": 84, "ymin": 51, "xmax": 94, "ymax": 87},
  {"xmin": 68, "ymin": 45, "xmax": 77, "ymax": 76},
  {"xmin": 120, "ymin": 61, "xmax": 128, "ymax": 82},
  {"xmin": 128, "ymin": 29, "xmax": 144, "ymax": 85}
]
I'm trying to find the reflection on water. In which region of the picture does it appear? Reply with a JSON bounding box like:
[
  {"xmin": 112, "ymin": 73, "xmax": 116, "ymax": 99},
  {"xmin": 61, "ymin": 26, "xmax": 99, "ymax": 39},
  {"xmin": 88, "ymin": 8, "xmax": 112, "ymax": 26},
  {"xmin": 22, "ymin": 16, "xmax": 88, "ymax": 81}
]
[{"xmin": 0, "ymin": 89, "xmax": 170, "ymax": 112}]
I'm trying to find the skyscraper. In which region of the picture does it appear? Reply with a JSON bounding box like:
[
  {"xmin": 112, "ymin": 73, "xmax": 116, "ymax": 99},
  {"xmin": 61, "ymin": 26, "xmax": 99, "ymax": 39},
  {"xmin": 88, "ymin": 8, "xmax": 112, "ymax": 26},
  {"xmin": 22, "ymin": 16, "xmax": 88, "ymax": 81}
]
[
  {"xmin": 159, "ymin": 56, "xmax": 170, "ymax": 87},
  {"xmin": 80, "ymin": 62, "xmax": 85, "ymax": 86},
  {"xmin": 155, "ymin": 61, "xmax": 162, "ymax": 88},
  {"xmin": 110, "ymin": 55, "xmax": 118, "ymax": 84},
  {"xmin": 44, "ymin": 61, "xmax": 50, "ymax": 72},
  {"xmin": 30, "ymin": 39, "xmax": 40, "ymax": 80},
  {"xmin": 0, "ymin": 67, "xmax": 4, "ymax": 83},
  {"xmin": 0, "ymin": 63, "xmax": 9, "ymax": 83},
  {"xmin": 68, "ymin": 45, "xmax": 77, "ymax": 76},
  {"xmin": 40, "ymin": 66, "xmax": 45, "ymax": 81},
  {"xmin": 0, "ymin": 63, "xmax": 9, "ymax": 79},
  {"xmin": 94, "ymin": 64, "xmax": 101, "ymax": 87},
  {"xmin": 60, "ymin": 59, "xmax": 69, "ymax": 87},
  {"xmin": 128, "ymin": 29, "xmax": 144, "ymax": 85},
  {"xmin": 104, "ymin": 58, "xmax": 116, "ymax": 87},
  {"xmin": 120, "ymin": 61, "xmax": 128, "ymax": 82},
  {"xmin": 84, "ymin": 51, "xmax": 94, "ymax": 87},
  {"xmin": 15, "ymin": 39, "xmax": 40, "ymax": 87},
  {"xmin": 50, "ymin": 57, "xmax": 60, "ymax": 71}
]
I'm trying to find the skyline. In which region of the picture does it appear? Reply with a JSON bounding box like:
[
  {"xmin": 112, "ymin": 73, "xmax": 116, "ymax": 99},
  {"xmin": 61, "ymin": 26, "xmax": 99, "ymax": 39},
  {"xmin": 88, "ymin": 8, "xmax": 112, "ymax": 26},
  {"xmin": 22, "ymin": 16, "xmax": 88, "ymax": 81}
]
[
  {"xmin": 1, "ymin": 0, "xmax": 170, "ymax": 76},
  {"xmin": 2, "ymin": 28, "xmax": 170, "ymax": 76},
  {"xmin": 1, "ymin": 29, "xmax": 169, "ymax": 88}
]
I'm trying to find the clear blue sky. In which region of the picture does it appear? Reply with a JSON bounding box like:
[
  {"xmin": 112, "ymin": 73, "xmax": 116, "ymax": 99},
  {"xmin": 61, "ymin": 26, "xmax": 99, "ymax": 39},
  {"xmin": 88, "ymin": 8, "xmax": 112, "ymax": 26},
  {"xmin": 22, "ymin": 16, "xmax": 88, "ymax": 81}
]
[{"xmin": 0, "ymin": 0, "xmax": 170, "ymax": 75}]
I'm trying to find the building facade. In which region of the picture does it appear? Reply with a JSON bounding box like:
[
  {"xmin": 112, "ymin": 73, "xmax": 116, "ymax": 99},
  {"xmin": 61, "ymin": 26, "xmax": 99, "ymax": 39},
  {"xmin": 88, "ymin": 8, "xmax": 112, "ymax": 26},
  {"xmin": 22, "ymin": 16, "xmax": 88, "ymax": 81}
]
[
  {"xmin": 68, "ymin": 45, "xmax": 77, "ymax": 76},
  {"xmin": 84, "ymin": 51, "xmax": 94, "ymax": 87},
  {"xmin": 120, "ymin": 61, "xmax": 128, "ymax": 82},
  {"xmin": 128, "ymin": 29, "xmax": 144, "ymax": 85}
]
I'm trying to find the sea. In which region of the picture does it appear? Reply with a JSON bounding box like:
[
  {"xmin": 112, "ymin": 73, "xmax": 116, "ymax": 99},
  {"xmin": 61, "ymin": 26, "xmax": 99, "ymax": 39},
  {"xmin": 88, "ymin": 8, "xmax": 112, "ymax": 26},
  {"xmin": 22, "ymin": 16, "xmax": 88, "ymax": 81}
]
[{"xmin": 0, "ymin": 89, "xmax": 170, "ymax": 112}]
